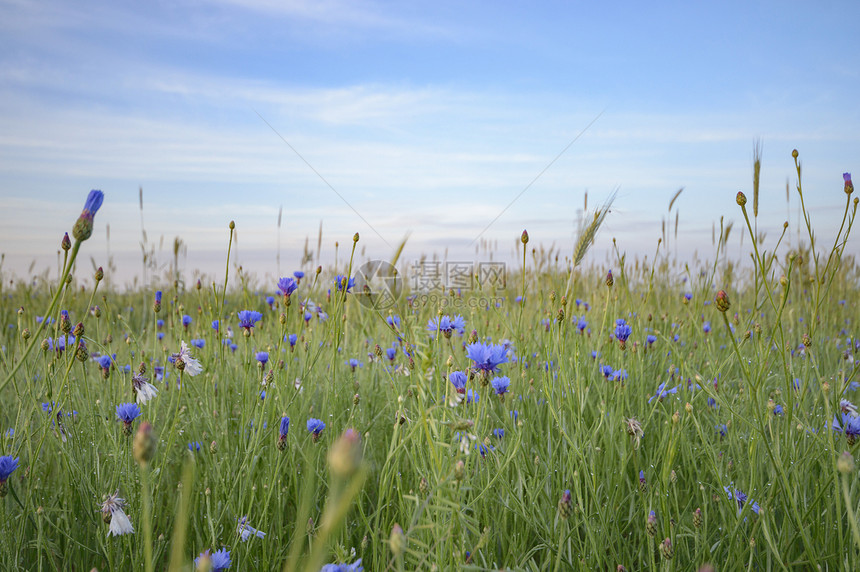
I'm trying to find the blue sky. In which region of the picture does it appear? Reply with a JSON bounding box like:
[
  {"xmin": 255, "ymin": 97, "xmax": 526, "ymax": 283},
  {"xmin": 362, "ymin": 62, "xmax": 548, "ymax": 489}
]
[{"xmin": 1, "ymin": 0, "xmax": 858, "ymax": 285}]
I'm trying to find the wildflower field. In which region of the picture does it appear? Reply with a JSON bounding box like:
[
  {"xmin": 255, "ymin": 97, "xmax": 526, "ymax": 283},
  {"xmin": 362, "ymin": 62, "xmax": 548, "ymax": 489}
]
[{"xmin": 1, "ymin": 160, "xmax": 860, "ymax": 571}]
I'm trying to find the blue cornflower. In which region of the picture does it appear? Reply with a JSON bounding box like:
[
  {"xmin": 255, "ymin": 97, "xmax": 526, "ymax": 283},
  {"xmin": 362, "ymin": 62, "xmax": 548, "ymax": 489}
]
[
  {"xmin": 703, "ymin": 321, "xmax": 711, "ymax": 334},
  {"xmin": 449, "ymin": 371, "xmax": 467, "ymax": 393},
  {"xmin": 255, "ymin": 352, "xmax": 269, "ymax": 367},
  {"xmin": 716, "ymin": 424, "xmax": 728, "ymax": 438},
  {"xmin": 493, "ymin": 428, "xmax": 505, "ymax": 439},
  {"xmin": 334, "ymin": 275, "xmax": 355, "ymax": 293},
  {"xmin": 611, "ymin": 369, "xmax": 628, "ymax": 382},
  {"xmin": 238, "ymin": 310, "xmax": 263, "ymax": 332},
  {"xmin": 307, "ymin": 418, "xmax": 326, "ymax": 437},
  {"xmin": 832, "ymin": 413, "xmax": 860, "ymax": 444},
  {"xmin": 614, "ymin": 319, "xmax": 632, "ymax": 344},
  {"xmin": 287, "ymin": 333, "xmax": 298, "ymax": 348},
  {"xmin": 116, "ymin": 403, "xmax": 141, "ymax": 435},
  {"xmin": 724, "ymin": 486, "xmax": 760, "ymax": 515},
  {"xmin": 577, "ymin": 317, "xmax": 588, "ymax": 333},
  {"xmin": 191, "ymin": 339, "xmax": 205, "ymax": 349},
  {"xmin": 266, "ymin": 296, "xmax": 275, "ymax": 308},
  {"xmin": 386, "ymin": 315, "xmax": 401, "ymax": 329},
  {"xmin": 541, "ymin": 318, "xmax": 551, "ymax": 331},
  {"xmin": 211, "ymin": 320, "xmax": 220, "ymax": 332},
  {"xmin": 0, "ymin": 455, "xmax": 19, "ymax": 482},
  {"xmin": 347, "ymin": 358, "xmax": 362, "ymax": 371},
  {"xmin": 304, "ymin": 311, "xmax": 313, "ymax": 323},
  {"xmin": 188, "ymin": 442, "xmax": 202, "ymax": 452},
  {"xmin": 647, "ymin": 382, "xmax": 678, "ymax": 403},
  {"xmin": 278, "ymin": 277, "xmax": 298, "ymax": 297},
  {"xmin": 600, "ymin": 365, "xmax": 614, "ymax": 378},
  {"xmin": 773, "ymin": 404, "xmax": 784, "ymax": 416},
  {"xmin": 294, "ymin": 270, "xmax": 305, "ymax": 280},
  {"xmin": 156, "ymin": 319, "xmax": 164, "ymax": 329},
  {"xmin": 491, "ymin": 376, "xmax": 510, "ymax": 396},
  {"xmin": 466, "ymin": 388, "xmax": 479, "ymax": 404},
  {"xmin": 195, "ymin": 548, "xmax": 232, "ymax": 571},
  {"xmin": 465, "ymin": 342, "xmax": 508, "ymax": 375},
  {"xmin": 385, "ymin": 347, "xmax": 397, "ymax": 361},
  {"xmin": 320, "ymin": 558, "xmax": 364, "ymax": 572},
  {"xmin": 646, "ymin": 334, "xmax": 657, "ymax": 345},
  {"xmin": 182, "ymin": 314, "xmax": 192, "ymax": 328},
  {"xmin": 427, "ymin": 314, "xmax": 466, "ymax": 338},
  {"xmin": 279, "ymin": 416, "xmax": 290, "ymax": 438},
  {"xmin": 475, "ymin": 442, "xmax": 493, "ymax": 457},
  {"xmin": 154, "ymin": 290, "xmax": 162, "ymax": 304},
  {"xmin": 98, "ymin": 354, "xmax": 112, "ymax": 371}
]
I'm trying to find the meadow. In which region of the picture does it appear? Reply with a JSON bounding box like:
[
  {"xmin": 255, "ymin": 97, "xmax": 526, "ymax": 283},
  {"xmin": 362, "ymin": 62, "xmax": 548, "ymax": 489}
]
[{"xmin": 0, "ymin": 156, "xmax": 859, "ymax": 571}]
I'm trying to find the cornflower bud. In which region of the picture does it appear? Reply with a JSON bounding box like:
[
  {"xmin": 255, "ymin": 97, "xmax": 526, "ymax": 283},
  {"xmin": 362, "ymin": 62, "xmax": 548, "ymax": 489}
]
[
  {"xmin": 660, "ymin": 538, "xmax": 674, "ymax": 560},
  {"xmin": 558, "ymin": 489, "xmax": 572, "ymax": 519},
  {"xmin": 61, "ymin": 232, "xmax": 72, "ymax": 251},
  {"xmin": 133, "ymin": 422, "xmax": 156, "ymax": 465},
  {"xmin": 838, "ymin": 451, "xmax": 855, "ymax": 474},
  {"xmin": 72, "ymin": 190, "xmax": 104, "ymax": 242},
  {"xmin": 389, "ymin": 523, "xmax": 406, "ymax": 557},
  {"xmin": 715, "ymin": 290, "xmax": 730, "ymax": 313},
  {"xmin": 736, "ymin": 191, "xmax": 747, "ymax": 206}
]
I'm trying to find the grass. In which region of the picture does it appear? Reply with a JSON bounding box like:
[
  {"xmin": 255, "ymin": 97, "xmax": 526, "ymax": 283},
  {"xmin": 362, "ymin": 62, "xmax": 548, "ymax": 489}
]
[{"xmin": 0, "ymin": 154, "xmax": 859, "ymax": 571}]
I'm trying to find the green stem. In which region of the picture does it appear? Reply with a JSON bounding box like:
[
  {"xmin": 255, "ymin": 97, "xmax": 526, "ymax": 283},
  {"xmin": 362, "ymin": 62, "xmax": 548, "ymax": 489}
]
[{"xmin": 1, "ymin": 241, "xmax": 81, "ymax": 394}]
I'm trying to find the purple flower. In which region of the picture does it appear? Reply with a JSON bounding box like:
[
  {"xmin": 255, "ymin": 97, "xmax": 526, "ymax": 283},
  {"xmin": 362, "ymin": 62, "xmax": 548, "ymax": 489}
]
[
  {"xmin": 647, "ymin": 382, "xmax": 678, "ymax": 403},
  {"xmin": 195, "ymin": 548, "xmax": 232, "ymax": 571},
  {"xmin": 279, "ymin": 416, "xmax": 290, "ymax": 438},
  {"xmin": 614, "ymin": 319, "xmax": 632, "ymax": 343},
  {"xmin": 386, "ymin": 315, "xmax": 401, "ymax": 329},
  {"xmin": 211, "ymin": 320, "xmax": 220, "ymax": 332},
  {"xmin": 466, "ymin": 342, "xmax": 509, "ymax": 375},
  {"xmin": 491, "ymin": 375, "xmax": 510, "ymax": 396},
  {"xmin": 646, "ymin": 334, "xmax": 657, "ymax": 345},
  {"xmin": 724, "ymin": 486, "xmax": 760, "ymax": 515},
  {"xmin": 287, "ymin": 333, "xmax": 298, "ymax": 348},
  {"xmin": 307, "ymin": 418, "xmax": 326, "ymax": 436},
  {"xmin": 845, "ymin": 172, "xmax": 854, "ymax": 194},
  {"xmin": 385, "ymin": 347, "xmax": 397, "ymax": 361},
  {"xmin": 320, "ymin": 559, "xmax": 363, "ymax": 572},
  {"xmin": 449, "ymin": 371, "xmax": 467, "ymax": 393},
  {"xmin": 255, "ymin": 351, "xmax": 269, "ymax": 366},
  {"xmin": 115, "ymin": 402, "xmax": 142, "ymax": 424},
  {"xmin": 293, "ymin": 270, "xmax": 305, "ymax": 280},
  {"xmin": 832, "ymin": 413, "xmax": 860, "ymax": 444},
  {"xmin": 334, "ymin": 275, "xmax": 355, "ymax": 293},
  {"xmin": 427, "ymin": 314, "xmax": 466, "ymax": 337},
  {"xmin": 238, "ymin": 310, "xmax": 263, "ymax": 331},
  {"xmin": 0, "ymin": 455, "xmax": 19, "ymax": 482},
  {"xmin": 278, "ymin": 277, "xmax": 298, "ymax": 297},
  {"xmin": 98, "ymin": 354, "xmax": 112, "ymax": 371},
  {"xmin": 155, "ymin": 291, "xmax": 162, "ymax": 304}
]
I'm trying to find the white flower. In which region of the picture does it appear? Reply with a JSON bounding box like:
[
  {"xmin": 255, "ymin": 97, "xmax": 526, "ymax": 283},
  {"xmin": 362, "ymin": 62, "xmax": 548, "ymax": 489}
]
[
  {"xmin": 174, "ymin": 341, "xmax": 203, "ymax": 376},
  {"xmin": 101, "ymin": 491, "xmax": 134, "ymax": 537},
  {"xmin": 132, "ymin": 374, "xmax": 159, "ymax": 405},
  {"xmin": 237, "ymin": 516, "xmax": 266, "ymax": 541}
]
